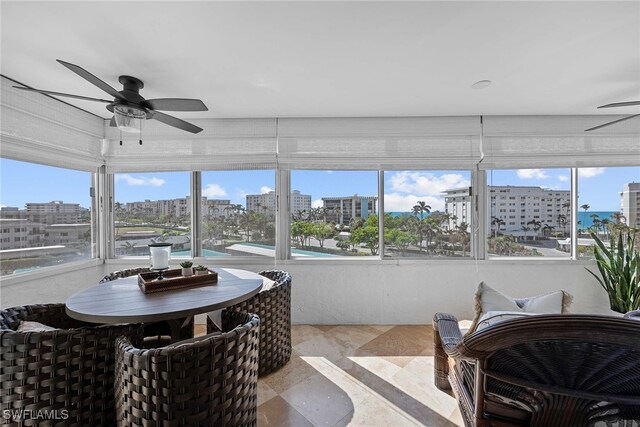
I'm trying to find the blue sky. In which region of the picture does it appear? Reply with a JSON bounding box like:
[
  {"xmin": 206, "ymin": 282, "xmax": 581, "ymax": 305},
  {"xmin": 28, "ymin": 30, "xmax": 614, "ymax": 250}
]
[{"xmin": 1, "ymin": 159, "xmax": 638, "ymax": 212}]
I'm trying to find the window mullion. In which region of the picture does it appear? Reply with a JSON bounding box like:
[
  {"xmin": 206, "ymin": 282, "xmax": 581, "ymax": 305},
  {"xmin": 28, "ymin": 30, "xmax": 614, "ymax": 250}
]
[{"xmin": 191, "ymin": 171, "xmax": 202, "ymax": 258}]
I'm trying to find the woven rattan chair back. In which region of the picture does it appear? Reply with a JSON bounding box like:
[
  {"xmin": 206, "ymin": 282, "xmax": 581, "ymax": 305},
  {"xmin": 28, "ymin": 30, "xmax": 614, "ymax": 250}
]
[
  {"xmin": 0, "ymin": 304, "xmax": 143, "ymax": 426},
  {"xmin": 100, "ymin": 267, "xmax": 193, "ymax": 342},
  {"xmin": 434, "ymin": 313, "xmax": 640, "ymax": 427},
  {"xmin": 212, "ymin": 270, "xmax": 292, "ymax": 376},
  {"xmin": 115, "ymin": 311, "xmax": 260, "ymax": 426}
]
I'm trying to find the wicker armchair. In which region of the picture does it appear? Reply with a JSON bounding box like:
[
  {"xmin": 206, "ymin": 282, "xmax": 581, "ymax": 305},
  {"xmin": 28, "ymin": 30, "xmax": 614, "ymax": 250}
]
[
  {"xmin": 208, "ymin": 270, "xmax": 292, "ymax": 376},
  {"xmin": 115, "ymin": 311, "xmax": 260, "ymax": 426},
  {"xmin": 100, "ymin": 267, "xmax": 193, "ymax": 342},
  {"xmin": 0, "ymin": 304, "xmax": 144, "ymax": 426},
  {"xmin": 433, "ymin": 313, "xmax": 640, "ymax": 427}
]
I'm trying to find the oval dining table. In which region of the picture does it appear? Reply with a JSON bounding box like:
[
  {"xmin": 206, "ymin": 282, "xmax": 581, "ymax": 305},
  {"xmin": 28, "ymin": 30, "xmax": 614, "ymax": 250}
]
[{"xmin": 65, "ymin": 267, "xmax": 263, "ymax": 324}]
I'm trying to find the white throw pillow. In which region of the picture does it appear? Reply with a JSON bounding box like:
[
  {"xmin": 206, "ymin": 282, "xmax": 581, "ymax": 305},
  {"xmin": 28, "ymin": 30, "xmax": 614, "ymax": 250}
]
[
  {"xmin": 16, "ymin": 320, "xmax": 57, "ymax": 332},
  {"xmin": 466, "ymin": 282, "xmax": 573, "ymax": 335},
  {"xmin": 475, "ymin": 311, "xmax": 536, "ymax": 332}
]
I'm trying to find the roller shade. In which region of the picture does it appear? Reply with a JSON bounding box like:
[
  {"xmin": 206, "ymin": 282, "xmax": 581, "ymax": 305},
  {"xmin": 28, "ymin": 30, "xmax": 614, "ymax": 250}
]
[
  {"xmin": 277, "ymin": 117, "xmax": 482, "ymax": 170},
  {"xmin": 0, "ymin": 76, "xmax": 104, "ymax": 171},
  {"xmin": 103, "ymin": 118, "xmax": 278, "ymax": 172},
  {"xmin": 480, "ymin": 116, "xmax": 640, "ymax": 169}
]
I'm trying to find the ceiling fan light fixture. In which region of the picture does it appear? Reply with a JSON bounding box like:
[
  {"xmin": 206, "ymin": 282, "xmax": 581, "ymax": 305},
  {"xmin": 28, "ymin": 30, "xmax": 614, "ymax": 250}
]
[{"xmin": 114, "ymin": 104, "xmax": 146, "ymax": 133}]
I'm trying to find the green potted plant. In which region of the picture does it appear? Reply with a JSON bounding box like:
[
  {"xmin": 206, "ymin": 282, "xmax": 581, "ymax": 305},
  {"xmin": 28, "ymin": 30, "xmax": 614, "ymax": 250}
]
[
  {"xmin": 586, "ymin": 231, "xmax": 639, "ymax": 313},
  {"xmin": 179, "ymin": 261, "xmax": 193, "ymax": 277},
  {"xmin": 194, "ymin": 265, "xmax": 209, "ymax": 276}
]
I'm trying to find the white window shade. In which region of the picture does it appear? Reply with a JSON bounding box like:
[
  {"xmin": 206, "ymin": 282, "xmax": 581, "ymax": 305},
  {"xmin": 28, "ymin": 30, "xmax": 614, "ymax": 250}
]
[
  {"xmin": 277, "ymin": 117, "xmax": 482, "ymax": 170},
  {"xmin": 1, "ymin": 77, "xmax": 104, "ymax": 171},
  {"xmin": 103, "ymin": 118, "xmax": 278, "ymax": 173},
  {"xmin": 480, "ymin": 116, "xmax": 640, "ymax": 169}
]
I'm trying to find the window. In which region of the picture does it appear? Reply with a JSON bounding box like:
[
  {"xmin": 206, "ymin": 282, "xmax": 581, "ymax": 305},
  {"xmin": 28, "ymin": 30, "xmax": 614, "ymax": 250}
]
[
  {"xmin": 291, "ymin": 170, "xmax": 378, "ymax": 257},
  {"xmin": 0, "ymin": 158, "xmax": 94, "ymax": 275},
  {"xmin": 201, "ymin": 170, "xmax": 275, "ymax": 257},
  {"xmin": 114, "ymin": 172, "xmax": 190, "ymax": 257},
  {"xmin": 577, "ymin": 166, "xmax": 640, "ymax": 259},
  {"xmin": 383, "ymin": 170, "xmax": 472, "ymax": 257},
  {"xmin": 487, "ymin": 168, "xmax": 571, "ymax": 258}
]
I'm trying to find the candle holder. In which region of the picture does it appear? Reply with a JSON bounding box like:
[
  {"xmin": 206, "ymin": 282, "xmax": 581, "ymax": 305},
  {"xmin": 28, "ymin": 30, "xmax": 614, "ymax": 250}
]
[{"xmin": 149, "ymin": 243, "xmax": 172, "ymax": 280}]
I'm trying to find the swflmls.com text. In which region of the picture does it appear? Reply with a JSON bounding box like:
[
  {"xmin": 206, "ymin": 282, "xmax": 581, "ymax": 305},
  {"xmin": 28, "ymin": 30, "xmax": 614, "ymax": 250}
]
[{"xmin": 2, "ymin": 409, "xmax": 69, "ymax": 420}]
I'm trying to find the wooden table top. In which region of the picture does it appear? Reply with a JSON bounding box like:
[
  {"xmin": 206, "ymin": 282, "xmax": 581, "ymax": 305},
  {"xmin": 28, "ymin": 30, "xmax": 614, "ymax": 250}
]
[{"xmin": 65, "ymin": 268, "xmax": 263, "ymax": 324}]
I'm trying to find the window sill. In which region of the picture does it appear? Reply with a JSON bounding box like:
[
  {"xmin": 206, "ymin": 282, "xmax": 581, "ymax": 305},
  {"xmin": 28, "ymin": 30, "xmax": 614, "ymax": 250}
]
[{"xmin": 1, "ymin": 259, "xmax": 103, "ymax": 287}]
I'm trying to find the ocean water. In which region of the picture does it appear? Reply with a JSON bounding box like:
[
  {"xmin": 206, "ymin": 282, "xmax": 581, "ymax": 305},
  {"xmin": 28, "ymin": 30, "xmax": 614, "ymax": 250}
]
[
  {"xmin": 577, "ymin": 211, "xmax": 616, "ymax": 228},
  {"xmin": 388, "ymin": 211, "xmax": 617, "ymax": 228}
]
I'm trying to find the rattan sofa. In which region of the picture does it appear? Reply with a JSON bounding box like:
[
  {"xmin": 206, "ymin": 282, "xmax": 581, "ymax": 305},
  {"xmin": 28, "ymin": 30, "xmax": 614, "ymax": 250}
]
[
  {"xmin": 100, "ymin": 267, "xmax": 194, "ymax": 342},
  {"xmin": 208, "ymin": 269, "xmax": 292, "ymax": 376},
  {"xmin": 0, "ymin": 304, "xmax": 143, "ymax": 426},
  {"xmin": 433, "ymin": 313, "xmax": 640, "ymax": 427},
  {"xmin": 115, "ymin": 311, "xmax": 260, "ymax": 426}
]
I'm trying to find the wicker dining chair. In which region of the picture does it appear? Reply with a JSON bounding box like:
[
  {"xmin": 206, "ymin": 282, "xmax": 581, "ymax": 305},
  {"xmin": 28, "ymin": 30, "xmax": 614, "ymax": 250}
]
[
  {"xmin": 0, "ymin": 304, "xmax": 144, "ymax": 426},
  {"xmin": 208, "ymin": 270, "xmax": 292, "ymax": 376},
  {"xmin": 115, "ymin": 311, "xmax": 260, "ymax": 426},
  {"xmin": 100, "ymin": 267, "xmax": 193, "ymax": 342},
  {"xmin": 433, "ymin": 313, "xmax": 640, "ymax": 427}
]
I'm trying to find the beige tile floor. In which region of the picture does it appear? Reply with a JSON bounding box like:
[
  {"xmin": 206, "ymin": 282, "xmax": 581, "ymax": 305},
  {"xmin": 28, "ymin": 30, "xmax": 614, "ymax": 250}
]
[{"xmin": 197, "ymin": 324, "xmax": 463, "ymax": 426}]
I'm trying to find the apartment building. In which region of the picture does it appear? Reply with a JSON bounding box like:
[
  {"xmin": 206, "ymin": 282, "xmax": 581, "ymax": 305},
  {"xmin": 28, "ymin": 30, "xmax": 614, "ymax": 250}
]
[
  {"xmin": 322, "ymin": 195, "xmax": 378, "ymax": 225},
  {"xmin": 621, "ymin": 182, "xmax": 640, "ymax": 227},
  {"xmin": 25, "ymin": 201, "xmax": 84, "ymax": 225},
  {"xmin": 444, "ymin": 186, "xmax": 571, "ymax": 236},
  {"xmin": 125, "ymin": 197, "xmax": 232, "ymax": 219},
  {"xmin": 444, "ymin": 187, "xmax": 472, "ymax": 229},
  {"xmin": 246, "ymin": 190, "xmax": 311, "ymax": 218}
]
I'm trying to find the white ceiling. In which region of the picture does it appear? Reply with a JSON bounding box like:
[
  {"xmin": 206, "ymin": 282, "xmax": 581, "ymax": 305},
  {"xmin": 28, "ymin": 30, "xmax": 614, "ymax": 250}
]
[{"xmin": 1, "ymin": 1, "xmax": 639, "ymax": 120}]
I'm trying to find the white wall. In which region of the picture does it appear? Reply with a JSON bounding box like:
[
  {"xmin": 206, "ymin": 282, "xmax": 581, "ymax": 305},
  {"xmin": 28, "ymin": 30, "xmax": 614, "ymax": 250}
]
[{"xmin": 1, "ymin": 259, "xmax": 612, "ymax": 324}]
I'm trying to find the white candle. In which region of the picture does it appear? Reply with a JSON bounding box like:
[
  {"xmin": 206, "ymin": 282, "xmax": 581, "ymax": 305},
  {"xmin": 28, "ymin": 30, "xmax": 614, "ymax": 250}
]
[{"xmin": 151, "ymin": 249, "xmax": 169, "ymax": 269}]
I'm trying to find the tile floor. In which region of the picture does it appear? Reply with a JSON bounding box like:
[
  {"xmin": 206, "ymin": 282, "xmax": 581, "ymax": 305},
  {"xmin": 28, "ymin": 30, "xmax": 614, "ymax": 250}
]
[{"xmin": 197, "ymin": 324, "xmax": 463, "ymax": 426}]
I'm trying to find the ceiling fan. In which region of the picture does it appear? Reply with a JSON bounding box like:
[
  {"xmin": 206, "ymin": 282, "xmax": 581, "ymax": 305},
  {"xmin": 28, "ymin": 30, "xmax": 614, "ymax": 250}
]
[
  {"xmin": 585, "ymin": 99, "xmax": 640, "ymax": 132},
  {"xmin": 13, "ymin": 59, "xmax": 207, "ymax": 134}
]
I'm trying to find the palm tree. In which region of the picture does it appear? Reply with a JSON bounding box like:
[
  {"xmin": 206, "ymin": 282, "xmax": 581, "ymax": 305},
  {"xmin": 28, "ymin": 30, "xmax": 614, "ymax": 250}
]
[
  {"xmin": 412, "ymin": 201, "xmax": 431, "ymax": 220},
  {"xmin": 580, "ymin": 204, "xmax": 590, "ymax": 232},
  {"xmin": 491, "ymin": 217, "xmax": 505, "ymax": 238},
  {"xmin": 527, "ymin": 219, "xmax": 542, "ymax": 240},
  {"xmin": 521, "ymin": 225, "xmax": 530, "ymax": 241}
]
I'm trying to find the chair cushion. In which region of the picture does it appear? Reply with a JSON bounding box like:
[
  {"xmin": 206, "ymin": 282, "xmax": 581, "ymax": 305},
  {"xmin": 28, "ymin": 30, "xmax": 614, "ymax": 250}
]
[
  {"xmin": 261, "ymin": 276, "xmax": 276, "ymax": 292},
  {"xmin": 16, "ymin": 320, "xmax": 57, "ymax": 332},
  {"xmin": 467, "ymin": 282, "xmax": 573, "ymax": 335}
]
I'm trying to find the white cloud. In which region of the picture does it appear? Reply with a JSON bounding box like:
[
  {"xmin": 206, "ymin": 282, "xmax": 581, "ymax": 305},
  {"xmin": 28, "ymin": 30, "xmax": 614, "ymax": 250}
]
[
  {"xmin": 557, "ymin": 175, "xmax": 569, "ymax": 182},
  {"xmin": 312, "ymin": 199, "xmax": 323, "ymax": 208},
  {"xmin": 260, "ymin": 186, "xmax": 274, "ymax": 194},
  {"xmin": 388, "ymin": 171, "xmax": 470, "ymax": 195},
  {"xmin": 115, "ymin": 174, "xmax": 165, "ymax": 187},
  {"xmin": 202, "ymin": 183, "xmax": 227, "ymax": 197},
  {"xmin": 384, "ymin": 194, "xmax": 445, "ymax": 212},
  {"xmin": 517, "ymin": 169, "xmax": 549, "ymax": 180},
  {"xmin": 578, "ymin": 167, "xmax": 606, "ymax": 178}
]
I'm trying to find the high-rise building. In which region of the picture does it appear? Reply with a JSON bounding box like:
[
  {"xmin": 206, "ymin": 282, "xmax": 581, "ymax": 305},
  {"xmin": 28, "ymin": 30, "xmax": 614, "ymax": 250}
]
[
  {"xmin": 321, "ymin": 195, "xmax": 378, "ymax": 225},
  {"xmin": 443, "ymin": 186, "xmax": 571, "ymax": 236},
  {"xmin": 621, "ymin": 182, "xmax": 640, "ymax": 227},
  {"xmin": 26, "ymin": 201, "xmax": 82, "ymax": 225},
  {"xmin": 0, "ymin": 218, "xmax": 28, "ymax": 250},
  {"xmin": 246, "ymin": 190, "xmax": 311, "ymax": 218},
  {"xmin": 444, "ymin": 187, "xmax": 471, "ymax": 228}
]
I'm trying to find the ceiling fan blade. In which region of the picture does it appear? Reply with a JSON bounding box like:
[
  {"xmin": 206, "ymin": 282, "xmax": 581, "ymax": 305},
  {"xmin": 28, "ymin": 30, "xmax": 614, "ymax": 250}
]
[
  {"xmin": 145, "ymin": 98, "xmax": 208, "ymax": 112},
  {"xmin": 150, "ymin": 111, "xmax": 203, "ymax": 134},
  {"xmin": 597, "ymin": 101, "xmax": 640, "ymax": 109},
  {"xmin": 57, "ymin": 59, "xmax": 126, "ymax": 101},
  {"xmin": 13, "ymin": 86, "xmax": 112, "ymax": 103},
  {"xmin": 585, "ymin": 114, "xmax": 640, "ymax": 132}
]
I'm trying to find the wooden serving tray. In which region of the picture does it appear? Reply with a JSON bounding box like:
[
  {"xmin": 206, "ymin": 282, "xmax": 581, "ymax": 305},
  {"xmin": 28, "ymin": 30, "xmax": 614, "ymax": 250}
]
[{"xmin": 137, "ymin": 268, "xmax": 218, "ymax": 294}]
